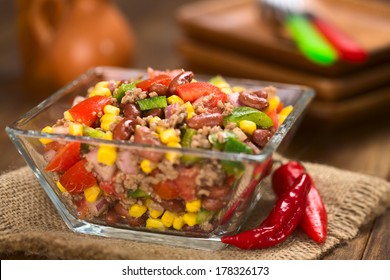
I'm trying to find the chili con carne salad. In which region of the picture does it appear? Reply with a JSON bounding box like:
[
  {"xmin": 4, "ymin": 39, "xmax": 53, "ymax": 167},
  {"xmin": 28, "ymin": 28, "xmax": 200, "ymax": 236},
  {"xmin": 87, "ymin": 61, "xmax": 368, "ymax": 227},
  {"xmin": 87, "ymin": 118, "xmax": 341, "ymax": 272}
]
[{"xmin": 40, "ymin": 67, "xmax": 293, "ymax": 234}]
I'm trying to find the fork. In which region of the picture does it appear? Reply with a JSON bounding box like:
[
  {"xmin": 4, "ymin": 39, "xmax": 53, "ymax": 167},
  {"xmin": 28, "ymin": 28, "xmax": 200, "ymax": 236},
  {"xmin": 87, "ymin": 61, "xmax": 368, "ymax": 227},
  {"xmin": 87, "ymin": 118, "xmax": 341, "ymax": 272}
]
[{"xmin": 259, "ymin": 0, "xmax": 367, "ymax": 64}]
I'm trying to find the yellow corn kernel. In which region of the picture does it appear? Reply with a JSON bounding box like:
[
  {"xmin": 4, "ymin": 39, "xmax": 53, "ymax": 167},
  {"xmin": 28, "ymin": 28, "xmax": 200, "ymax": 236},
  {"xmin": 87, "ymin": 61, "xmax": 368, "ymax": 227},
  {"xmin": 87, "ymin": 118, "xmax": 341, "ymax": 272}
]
[
  {"xmin": 165, "ymin": 142, "xmax": 182, "ymax": 163},
  {"xmin": 232, "ymin": 86, "xmax": 245, "ymax": 93},
  {"xmin": 173, "ymin": 216, "xmax": 185, "ymax": 230},
  {"xmin": 97, "ymin": 145, "xmax": 117, "ymax": 166},
  {"xmin": 84, "ymin": 185, "xmax": 101, "ymax": 203},
  {"xmin": 183, "ymin": 102, "xmax": 195, "ymax": 119},
  {"xmin": 63, "ymin": 110, "xmax": 74, "ymax": 121},
  {"xmin": 266, "ymin": 96, "xmax": 281, "ymax": 112},
  {"xmin": 279, "ymin": 105, "xmax": 293, "ymax": 116},
  {"xmin": 56, "ymin": 181, "xmax": 66, "ymax": 193},
  {"xmin": 183, "ymin": 212, "xmax": 198, "ymax": 227},
  {"xmin": 69, "ymin": 123, "xmax": 83, "ymax": 136},
  {"xmin": 89, "ymin": 81, "xmax": 111, "ymax": 97},
  {"xmin": 146, "ymin": 218, "xmax": 165, "ymax": 230},
  {"xmin": 185, "ymin": 199, "xmax": 201, "ymax": 213},
  {"xmin": 159, "ymin": 128, "xmax": 180, "ymax": 144},
  {"xmin": 100, "ymin": 113, "xmax": 118, "ymax": 131},
  {"xmin": 103, "ymin": 105, "xmax": 120, "ymax": 116},
  {"xmin": 167, "ymin": 95, "xmax": 184, "ymax": 105},
  {"xmin": 155, "ymin": 126, "xmax": 165, "ymax": 134},
  {"xmin": 140, "ymin": 159, "xmax": 157, "ymax": 174},
  {"xmin": 149, "ymin": 208, "xmax": 164, "ymax": 219},
  {"xmin": 129, "ymin": 204, "xmax": 147, "ymax": 218},
  {"xmin": 148, "ymin": 116, "xmax": 161, "ymax": 125},
  {"xmin": 104, "ymin": 131, "xmax": 113, "ymax": 140},
  {"xmin": 39, "ymin": 126, "xmax": 54, "ymax": 144},
  {"xmin": 239, "ymin": 120, "xmax": 257, "ymax": 135},
  {"xmin": 161, "ymin": 211, "xmax": 176, "ymax": 228}
]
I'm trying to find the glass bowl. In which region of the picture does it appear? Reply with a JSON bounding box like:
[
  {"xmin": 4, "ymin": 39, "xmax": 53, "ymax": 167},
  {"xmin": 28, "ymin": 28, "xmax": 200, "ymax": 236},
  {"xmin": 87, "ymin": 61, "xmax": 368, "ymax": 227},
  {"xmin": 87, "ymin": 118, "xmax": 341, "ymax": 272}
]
[{"xmin": 6, "ymin": 67, "xmax": 314, "ymax": 250}]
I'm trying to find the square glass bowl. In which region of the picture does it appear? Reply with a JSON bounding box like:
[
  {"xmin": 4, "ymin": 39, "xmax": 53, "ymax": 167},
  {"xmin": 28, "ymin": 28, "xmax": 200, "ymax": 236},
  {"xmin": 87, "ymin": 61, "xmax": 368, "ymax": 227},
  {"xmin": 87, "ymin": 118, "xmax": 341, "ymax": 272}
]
[{"xmin": 6, "ymin": 67, "xmax": 314, "ymax": 250}]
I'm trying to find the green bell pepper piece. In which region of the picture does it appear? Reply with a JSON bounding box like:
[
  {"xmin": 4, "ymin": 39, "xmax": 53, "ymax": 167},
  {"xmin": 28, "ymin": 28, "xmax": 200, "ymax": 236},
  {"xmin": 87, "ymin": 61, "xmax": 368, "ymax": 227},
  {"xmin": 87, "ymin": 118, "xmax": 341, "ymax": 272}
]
[
  {"xmin": 223, "ymin": 106, "xmax": 273, "ymax": 128},
  {"xmin": 221, "ymin": 137, "xmax": 253, "ymax": 175},
  {"xmin": 136, "ymin": 96, "xmax": 167, "ymax": 111},
  {"xmin": 114, "ymin": 82, "xmax": 136, "ymax": 102},
  {"xmin": 83, "ymin": 126, "xmax": 106, "ymax": 139},
  {"xmin": 128, "ymin": 188, "xmax": 149, "ymax": 198}
]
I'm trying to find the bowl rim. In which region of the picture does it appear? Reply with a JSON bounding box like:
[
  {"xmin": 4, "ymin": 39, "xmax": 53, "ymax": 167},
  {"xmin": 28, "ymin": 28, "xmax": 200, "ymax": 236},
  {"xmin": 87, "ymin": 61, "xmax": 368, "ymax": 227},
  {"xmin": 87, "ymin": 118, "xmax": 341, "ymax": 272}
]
[{"xmin": 6, "ymin": 66, "xmax": 315, "ymax": 163}]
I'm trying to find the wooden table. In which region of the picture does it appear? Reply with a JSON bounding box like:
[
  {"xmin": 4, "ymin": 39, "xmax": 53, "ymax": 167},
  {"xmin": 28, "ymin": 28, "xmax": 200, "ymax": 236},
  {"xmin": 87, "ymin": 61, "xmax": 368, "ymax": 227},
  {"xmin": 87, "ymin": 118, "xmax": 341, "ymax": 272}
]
[{"xmin": 0, "ymin": 0, "xmax": 389, "ymax": 260}]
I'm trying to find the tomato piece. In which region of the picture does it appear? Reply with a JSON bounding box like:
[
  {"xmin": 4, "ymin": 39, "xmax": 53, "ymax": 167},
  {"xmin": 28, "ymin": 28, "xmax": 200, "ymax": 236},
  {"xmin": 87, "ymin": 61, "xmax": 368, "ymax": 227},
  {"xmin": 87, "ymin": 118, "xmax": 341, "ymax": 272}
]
[
  {"xmin": 74, "ymin": 198, "xmax": 89, "ymax": 219},
  {"xmin": 59, "ymin": 159, "xmax": 97, "ymax": 194},
  {"xmin": 68, "ymin": 95, "xmax": 111, "ymax": 126},
  {"xmin": 266, "ymin": 109, "xmax": 280, "ymax": 131},
  {"xmin": 99, "ymin": 181, "xmax": 116, "ymax": 196},
  {"xmin": 153, "ymin": 180, "xmax": 179, "ymax": 200},
  {"xmin": 45, "ymin": 142, "xmax": 81, "ymax": 172},
  {"xmin": 175, "ymin": 167, "xmax": 198, "ymax": 201},
  {"xmin": 136, "ymin": 74, "xmax": 172, "ymax": 91},
  {"xmin": 44, "ymin": 141, "xmax": 63, "ymax": 153},
  {"xmin": 176, "ymin": 82, "xmax": 224, "ymax": 103},
  {"xmin": 276, "ymin": 101, "xmax": 284, "ymax": 113}
]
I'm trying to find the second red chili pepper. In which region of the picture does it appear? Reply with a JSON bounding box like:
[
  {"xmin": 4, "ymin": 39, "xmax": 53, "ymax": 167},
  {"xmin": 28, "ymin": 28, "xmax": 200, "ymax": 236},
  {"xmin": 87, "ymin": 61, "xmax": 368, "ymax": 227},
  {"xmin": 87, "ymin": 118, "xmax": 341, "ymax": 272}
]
[
  {"xmin": 221, "ymin": 173, "xmax": 311, "ymax": 249},
  {"xmin": 272, "ymin": 161, "xmax": 328, "ymax": 244}
]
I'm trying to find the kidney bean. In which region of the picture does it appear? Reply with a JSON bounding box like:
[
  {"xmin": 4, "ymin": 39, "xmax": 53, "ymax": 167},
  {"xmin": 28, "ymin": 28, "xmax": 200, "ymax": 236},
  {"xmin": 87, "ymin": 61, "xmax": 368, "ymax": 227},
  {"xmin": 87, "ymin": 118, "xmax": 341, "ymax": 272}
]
[
  {"xmin": 120, "ymin": 102, "xmax": 141, "ymax": 119},
  {"xmin": 149, "ymin": 83, "xmax": 168, "ymax": 96},
  {"xmin": 252, "ymin": 129, "xmax": 272, "ymax": 148},
  {"xmin": 143, "ymin": 108, "xmax": 163, "ymax": 118},
  {"xmin": 252, "ymin": 89, "xmax": 268, "ymax": 99},
  {"xmin": 106, "ymin": 208, "xmax": 121, "ymax": 225},
  {"xmin": 207, "ymin": 185, "xmax": 232, "ymax": 199},
  {"xmin": 202, "ymin": 198, "xmax": 226, "ymax": 212},
  {"xmin": 128, "ymin": 216, "xmax": 146, "ymax": 227},
  {"xmin": 134, "ymin": 126, "xmax": 164, "ymax": 161},
  {"xmin": 159, "ymin": 199, "xmax": 185, "ymax": 212},
  {"xmin": 112, "ymin": 118, "xmax": 135, "ymax": 140},
  {"xmin": 168, "ymin": 71, "xmax": 194, "ymax": 95},
  {"xmin": 114, "ymin": 202, "xmax": 130, "ymax": 218},
  {"xmin": 239, "ymin": 91, "xmax": 269, "ymax": 110},
  {"xmin": 187, "ymin": 113, "xmax": 224, "ymax": 129}
]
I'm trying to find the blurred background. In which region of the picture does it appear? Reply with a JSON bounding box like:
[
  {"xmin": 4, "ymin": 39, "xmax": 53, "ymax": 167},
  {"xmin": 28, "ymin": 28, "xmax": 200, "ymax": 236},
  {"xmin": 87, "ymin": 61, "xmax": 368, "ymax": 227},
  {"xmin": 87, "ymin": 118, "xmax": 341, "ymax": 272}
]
[{"xmin": 0, "ymin": 0, "xmax": 389, "ymax": 259}]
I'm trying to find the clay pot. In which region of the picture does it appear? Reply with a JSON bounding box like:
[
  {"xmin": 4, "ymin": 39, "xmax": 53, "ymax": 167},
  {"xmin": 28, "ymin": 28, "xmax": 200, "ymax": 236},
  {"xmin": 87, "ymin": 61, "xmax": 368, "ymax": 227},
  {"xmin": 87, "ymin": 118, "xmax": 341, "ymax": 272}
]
[{"xmin": 17, "ymin": 0, "xmax": 136, "ymax": 99}]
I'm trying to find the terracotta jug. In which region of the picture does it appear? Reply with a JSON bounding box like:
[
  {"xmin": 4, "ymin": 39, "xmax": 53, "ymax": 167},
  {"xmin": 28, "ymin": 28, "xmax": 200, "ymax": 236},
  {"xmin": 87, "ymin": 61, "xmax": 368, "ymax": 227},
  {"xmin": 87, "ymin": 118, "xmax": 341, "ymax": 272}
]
[{"xmin": 17, "ymin": 0, "xmax": 136, "ymax": 99}]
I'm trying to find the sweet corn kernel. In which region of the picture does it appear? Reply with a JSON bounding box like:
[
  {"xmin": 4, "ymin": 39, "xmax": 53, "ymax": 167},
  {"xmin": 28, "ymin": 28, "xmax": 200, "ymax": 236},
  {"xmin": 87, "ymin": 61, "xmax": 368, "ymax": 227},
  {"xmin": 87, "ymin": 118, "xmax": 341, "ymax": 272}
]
[
  {"xmin": 159, "ymin": 128, "xmax": 180, "ymax": 144},
  {"xmin": 164, "ymin": 142, "xmax": 182, "ymax": 163},
  {"xmin": 146, "ymin": 218, "xmax": 165, "ymax": 230},
  {"xmin": 167, "ymin": 95, "xmax": 184, "ymax": 105},
  {"xmin": 104, "ymin": 131, "xmax": 113, "ymax": 140},
  {"xmin": 100, "ymin": 113, "xmax": 118, "ymax": 131},
  {"xmin": 183, "ymin": 212, "xmax": 198, "ymax": 227},
  {"xmin": 232, "ymin": 86, "xmax": 245, "ymax": 93},
  {"xmin": 148, "ymin": 116, "xmax": 161, "ymax": 125},
  {"xmin": 39, "ymin": 126, "xmax": 54, "ymax": 144},
  {"xmin": 173, "ymin": 216, "xmax": 185, "ymax": 230},
  {"xmin": 97, "ymin": 145, "xmax": 117, "ymax": 166},
  {"xmin": 89, "ymin": 82, "xmax": 111, "ymax": 97},
  {"xmin": 161, "ymin": 211, "xmax": 176, "ymax": 228},
  {"xmin": 64, "ymin": 110, "xmax": 74, "ymax": 121},
  {"xmin": 56, "ymin": 181, "xmax": 66, "ymax": 193},
  {"xmin": 149, "ymin": 208, "xmax": 164, "ymax": 219},
  {"xmin": 183, "ymin": 102, "xmax": 195, "ymax": 118},
  {"xmin": 129, "ymin": 204, "xmax": 147, "ymax": 218},
  {"xmin": 185, "ymin": 199, "xmax": 201, "ymax": 213},
  {"xmin": 140, "ymin": 159, "xmax": 157, "ymax": 174},
  {"xmin": 84, "ymin": 185, "xmax": 101, "ymax": 203},
  {"xmin": 266, "ymin": 96, "xmax": 281, "ymax": 112},
  {"xmin": 69, "ymin": 123, "xmax": 83, "ymax": 136},
  {"xmin": 103, "ymin": 105, "xmax": 120, "ymax": 115},
  {"xmin": 279, "ymin": 105, "xmax": 293, "ymax": 116},
  {"xmin": 239, "ymin": 120, "xmax": 257, "ymax": 135}
]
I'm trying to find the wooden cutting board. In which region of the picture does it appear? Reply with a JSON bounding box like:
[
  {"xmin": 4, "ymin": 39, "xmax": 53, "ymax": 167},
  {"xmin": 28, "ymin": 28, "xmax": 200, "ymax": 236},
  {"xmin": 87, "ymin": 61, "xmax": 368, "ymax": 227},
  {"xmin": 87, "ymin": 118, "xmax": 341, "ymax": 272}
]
[
  {"xmin": 176, "ymin": 0, "xmax": 390, "ymax": 78},
  {"xmin": 178, "ymin": 38, "xmax": 390, "ymax": 125},
  {"xmin": 178, "ymin": 38, "xmax": 390, "ymax": 101}
]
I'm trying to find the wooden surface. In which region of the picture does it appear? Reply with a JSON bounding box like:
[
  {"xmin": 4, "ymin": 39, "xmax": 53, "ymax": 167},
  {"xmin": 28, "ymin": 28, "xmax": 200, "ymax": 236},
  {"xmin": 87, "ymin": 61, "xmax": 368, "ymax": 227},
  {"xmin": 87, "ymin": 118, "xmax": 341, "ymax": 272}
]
[
  {"xmin": 177, "ymin": 0, "xmax": 390, "ymax": 79},
  {"xmin": 1, "ymin": 0, "xmax": 389, "ymax": 260}
]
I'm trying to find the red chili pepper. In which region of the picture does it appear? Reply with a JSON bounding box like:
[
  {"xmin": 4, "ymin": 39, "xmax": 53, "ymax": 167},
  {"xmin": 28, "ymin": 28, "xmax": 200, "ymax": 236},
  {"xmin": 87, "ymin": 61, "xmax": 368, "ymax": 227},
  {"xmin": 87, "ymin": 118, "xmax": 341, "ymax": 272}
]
[
  {"xmin": 221, "ymin": 173, "xmax": 311, "ymax": 249},
  {"xmin": 272, "ymin": 161, "xmax": 328, "ymax": 243}
]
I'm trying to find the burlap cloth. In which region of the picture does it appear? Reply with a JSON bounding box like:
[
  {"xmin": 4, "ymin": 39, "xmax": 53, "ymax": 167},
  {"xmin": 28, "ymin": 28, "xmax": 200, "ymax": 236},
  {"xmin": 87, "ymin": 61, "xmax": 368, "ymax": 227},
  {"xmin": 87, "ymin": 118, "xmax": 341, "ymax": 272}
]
[{"xmin": 1, "ymin": 159, "xmax": 390, "ymax": 260}]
